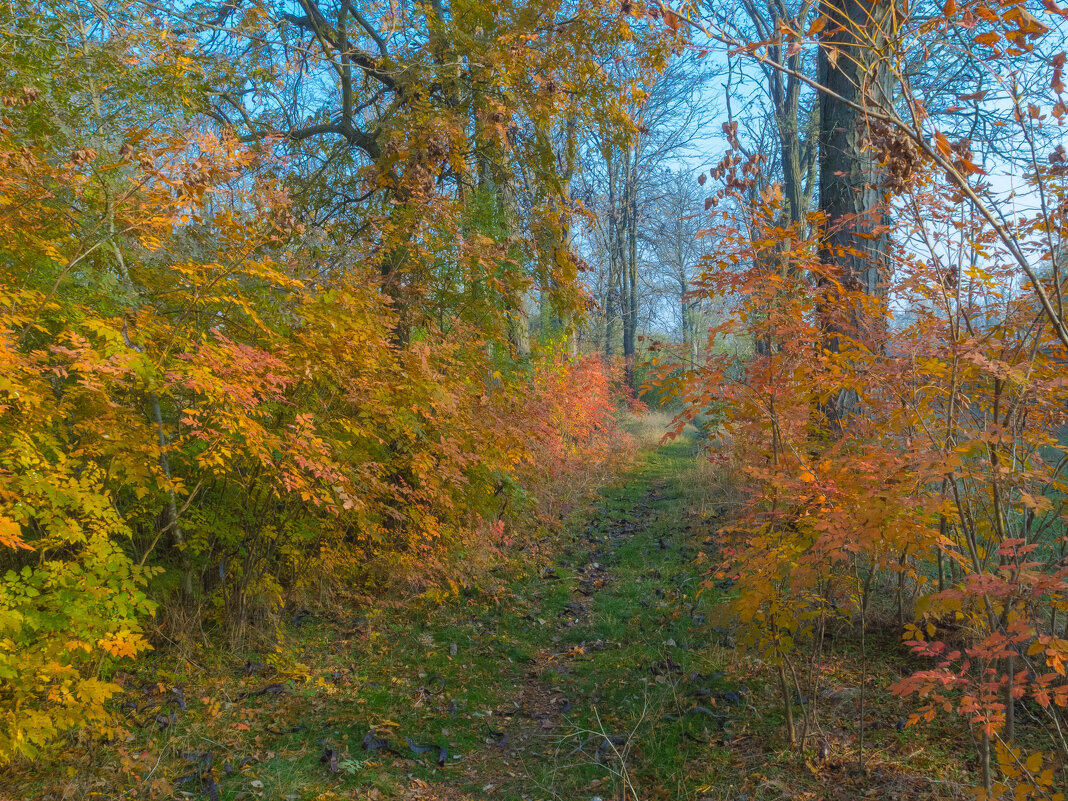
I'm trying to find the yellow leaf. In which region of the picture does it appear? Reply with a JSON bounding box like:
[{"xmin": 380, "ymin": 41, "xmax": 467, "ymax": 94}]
[{"xmin": 1025, "ymin": 751, "xmax": 1043, "ymax": 773}]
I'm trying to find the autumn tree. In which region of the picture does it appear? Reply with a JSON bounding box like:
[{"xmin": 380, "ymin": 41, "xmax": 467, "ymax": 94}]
[
  {"xmin": 660, "ymin": 0, "xmax": 1068, "ymax": 792},
  {"xmin": 641, "ymin": 167, "xmax": 714, "ymax": 360},
  {"xmin": 0, "ymin": 0, "xmax": 669, "ymax": 761},
  {"xmin": 703, "ymin": 0, "xmax": 820, "ymax": 230}
]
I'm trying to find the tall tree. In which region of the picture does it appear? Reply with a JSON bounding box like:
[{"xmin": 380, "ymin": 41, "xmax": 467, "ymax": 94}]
[
  {"xmin": 815, "ymin": 0, "xmax": 895, "ymax": 426},
  {"xmin": 817, "ymin": 0, "xmax": 893, "ymax": 303},
  {"xmin": 146, "ymin": 0, "xmax": 666, "ymax": 345},
  {"xmin": 705, "ymin": 0, "xmax": 820, "ymax": 229}
]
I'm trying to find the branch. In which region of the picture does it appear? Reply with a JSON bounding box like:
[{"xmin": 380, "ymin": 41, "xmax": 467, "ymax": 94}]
[
  {"xmin": 287, "ymin": 120, "xmax": 380, "ymax": 158},
  {"xmin": 283, "ymin": 4, "xmax": 397, "ymax": 89},
  {"xmin": 348, "ymin": 5, "xmax": 389, "ymax": 56},
  {"xmin": 171, "ymin": 0, "xmax": 243, "ymax": 35}
]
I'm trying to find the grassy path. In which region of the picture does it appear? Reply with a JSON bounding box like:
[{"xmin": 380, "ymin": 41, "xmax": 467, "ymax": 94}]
[
  {"xmin": 12, "ymin": 438, "xmax": 744, "ymax": 801},
  {"xmin": 332, "ymin": 436, "xmax": 743, "ymax": 801},
  {"xmin": 433, "ymin": 437, "xmax": 737, "ymax": 801},
  {"xmin": 11, "ymin": 437, "xmax": 963, "ymax": 800}
]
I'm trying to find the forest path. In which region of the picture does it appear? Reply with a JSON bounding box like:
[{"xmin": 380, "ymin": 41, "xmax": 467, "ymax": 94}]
[
  {"xmin": 391, "ymin": 437, "xmax": 741, "ymax": 801},
  {"xmin": 15, "ymin": 438, "xmax": 967, "ymax": 801},
  {"xmin": 17, "ymin": 437, "xmax": 949, "ymax": 801},
  {"xmin": 19, "ymin": 438, "xmax": 748, "ymax": 801}
]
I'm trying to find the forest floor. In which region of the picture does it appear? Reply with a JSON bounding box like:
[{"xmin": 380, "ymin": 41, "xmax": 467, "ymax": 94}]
[{"xmin": 12, "ymin": 437, "xmax": 973, "ymax": 801}]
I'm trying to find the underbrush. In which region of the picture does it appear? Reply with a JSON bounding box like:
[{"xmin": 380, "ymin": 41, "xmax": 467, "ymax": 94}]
[
  {"xmin": 0, "ymin": 413, "xmax": 647, "ymax": 800},
  {"xmin": 670, "ymin": 449, "xmax": 976, "ymax": 800}
]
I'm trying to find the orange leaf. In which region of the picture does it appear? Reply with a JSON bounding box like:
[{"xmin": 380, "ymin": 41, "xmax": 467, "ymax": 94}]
[
  {"xmin": 807, "ymin": 15, "xmax": 829, "ymax": 34},
  {"xmin": 0, "ymin": 516, "xmax": 31, "ymax": 551},
  {"xmin": 934, "ymin": 130, "xmax": 953, "ymax": 157}
]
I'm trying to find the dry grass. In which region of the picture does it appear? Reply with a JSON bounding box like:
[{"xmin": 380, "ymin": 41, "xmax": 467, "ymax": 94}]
[{"xmin": 620, "ymin": 409, "xmax": 679, "ymax": 449}]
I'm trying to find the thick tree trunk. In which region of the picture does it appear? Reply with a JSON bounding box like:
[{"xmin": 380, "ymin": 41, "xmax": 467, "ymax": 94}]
[
  {"xmin": 818, "ymin": 0, "xmax": 892, "ymax": 303},
  {"xmin": 817, "ymin": 0, "xmax": 893, "ymax": 423},
  {"xmin": 535, "ymin": 110, "xmax": 580, "ymax": 353},
  {"xmin": 497, "ymin": 161, "xmax": 531, "ymax": 358}
]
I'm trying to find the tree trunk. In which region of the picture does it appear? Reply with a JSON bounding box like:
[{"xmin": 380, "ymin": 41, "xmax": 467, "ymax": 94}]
[
  {"xmin": 778, "ymin": 72, "xmax": 806, "ymax": 228},
  {"xmin": 625, "ymin": 182, "xmax": 639, "ymax": 386},
  {"xmin": 622, "ymin": 149, "xmax": 639, "ymax": 388},
  {"xmin": 680, "ymin": 296, "xmax": 690, "ymax": 351},
  {"xmin": 817, "ymin": 0, "xmax": 893, "ymax": 424},
  {"xmin": 605, "ymin": 154, "xmax": 623, "ymax": 358},
  {"xmin": 508, "ymin": 304, "xmax": 531, "ymax": 358},
  {"xmin": 818, "ymin": 0, "xmax": 891, "ymax": 302},
  {"xmin": 498, "ymin": 159, "xmax": 531, "ymax": 358}
]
